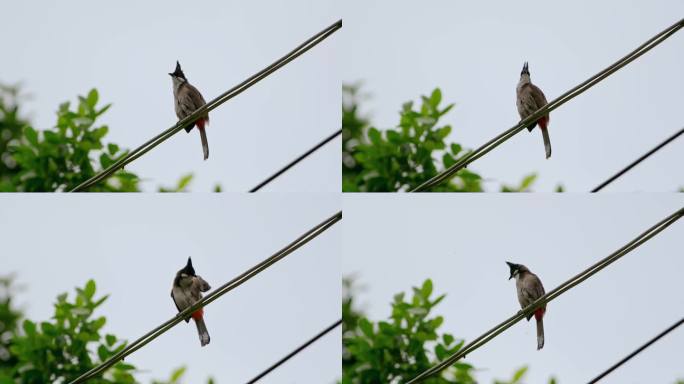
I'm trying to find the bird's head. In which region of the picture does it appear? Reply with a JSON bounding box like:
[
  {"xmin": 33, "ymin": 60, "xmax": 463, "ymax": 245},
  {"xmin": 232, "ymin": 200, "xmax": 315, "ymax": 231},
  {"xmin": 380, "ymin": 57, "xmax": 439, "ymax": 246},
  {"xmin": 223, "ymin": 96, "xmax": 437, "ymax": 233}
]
[
  {"xmin": 169, "ymin": 61, "xmax": 187, "ymax": 84},
  {"xmin": 178, "ymin": 257, "xmax": 196, "ymax": 278},
  {"xmin": 520, "ymin": 61, "xmax": 530, "ymax": 77},
  {"xmin": 506, "ymin": 261, "xmax": 529, "ymax": 280}
]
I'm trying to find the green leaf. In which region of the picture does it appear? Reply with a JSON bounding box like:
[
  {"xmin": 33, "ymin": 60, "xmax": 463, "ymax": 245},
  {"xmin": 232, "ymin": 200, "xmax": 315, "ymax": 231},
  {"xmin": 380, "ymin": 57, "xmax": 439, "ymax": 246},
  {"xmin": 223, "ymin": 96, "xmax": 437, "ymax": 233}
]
[
  {"xmin": 513, "ymin": 366, "xmax": 528, "ymax": 382},
  {"xmin": 368, "ymin": 127, "xmax": 382, "ymax": 145},
  {"xmin": 358, "ymin": 318, "xmax": 374, "ymax": 337},
  {"xmin": 171, "ymin": 366, "xmax": 187, "ymax": 381},
  {"xmin": 24, "ymin": 126, "xmax": 39, "ymax": 146},
  {"xmin": 421, "ymin": 279, "xmax": 433, "ymax": 298},
  {"xmin": 520, "ymin": 173, "xmax": 537, "ymax": 191},
  {"xmin": 442, "ymin": 153, "xmax": 456, "ymax": 168},
  {"xmin": 23, "ymin": 320, "xmax": 37, "ymax": 335},
  {"xmin": 176, "ymin": 174, "xmax": 193, "ymax": 191},
  {"xmin": 429, "ymin": 88, "xmax": 442, "ymax": 107},
  {"xmin": 105, "ymin": 334, "xmax": 117, "ymax": 347},
  {"xmin": 386, "ymin": 130, "xmax": 401, "ymax": 143},
  {"xmin": 84, "ymin": 279, "xmax": 96, "ymax": 299},
  {"xmin": 86, "ymin": 89, "xmax": 99, "ymax": 108},
  {"xmin": 107, "ymin": 143, "xmax": 120, "ymax": 155},
  {"xmin": 97, "ymin": 345, "xmax": 109, "ymax": 361}
]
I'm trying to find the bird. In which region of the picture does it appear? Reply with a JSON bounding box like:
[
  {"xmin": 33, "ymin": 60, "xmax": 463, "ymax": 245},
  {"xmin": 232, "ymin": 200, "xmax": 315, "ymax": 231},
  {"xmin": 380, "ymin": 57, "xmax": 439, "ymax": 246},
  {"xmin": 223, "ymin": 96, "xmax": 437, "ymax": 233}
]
[
  {"xmin": 506, "ymin": 261, "xmax": 546, "ymax": 350},
  {"xmin": 171, "ymin": 257, "xmax": 211, "ymax": 346},
  {"xmin": 516, "ymin": 62, "xmax": 552, "ymax": 159},
  {"xmin": 169, "ymin": 61, "xmax": 210, "ymax": 160}
]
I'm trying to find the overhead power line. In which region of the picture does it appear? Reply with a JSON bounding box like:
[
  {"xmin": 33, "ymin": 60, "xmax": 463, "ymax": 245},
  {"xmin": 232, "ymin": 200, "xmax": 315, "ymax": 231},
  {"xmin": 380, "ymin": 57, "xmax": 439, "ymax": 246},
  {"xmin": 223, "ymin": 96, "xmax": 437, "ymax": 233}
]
[
  {"xmin": 411, "ymin": 17, "xmax": 684, "ymax": 192},
  {"xmin": 591, "ymin": 126, "xmax": 684, "ymax": 192},
  {"xmin": 246, "ymin": 319, "xmax": 342, "ymax": 383},
  {"xmin": 69, "ymin": 19, "xmax": 342, "ymax": 192},
  {"xmin": 250, "ymin": 128, "xmax": 342, "ymax": 192},
  {"xmin": 69, "ymin": 210, "xmax": 343, "ymax": 383},
  {"xmin": 586, "ymin": 316, "xmax": 684, "ymax": 383},
  {"xmin": 406, "ymin": 206, "xmax": 683, "ymax": 383}
]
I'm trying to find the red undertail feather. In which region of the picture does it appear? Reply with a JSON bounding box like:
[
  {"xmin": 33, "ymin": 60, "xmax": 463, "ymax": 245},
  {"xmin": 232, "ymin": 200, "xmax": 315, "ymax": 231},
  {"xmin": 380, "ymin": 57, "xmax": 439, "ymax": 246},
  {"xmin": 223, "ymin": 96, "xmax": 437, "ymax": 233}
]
[
  {"xmin": 191, "ymin": 308, "xmax": 204, "ymax": 320},
  {"xmin": 537, "ymin": 115, "xmax": 549, "ymax": 130}
]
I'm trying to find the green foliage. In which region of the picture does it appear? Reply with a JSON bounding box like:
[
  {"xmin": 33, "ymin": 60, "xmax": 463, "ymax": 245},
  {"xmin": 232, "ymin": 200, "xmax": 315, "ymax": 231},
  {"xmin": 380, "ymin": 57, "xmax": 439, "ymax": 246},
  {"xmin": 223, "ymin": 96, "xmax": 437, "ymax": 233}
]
[
  {"xmin": 0, "ymin": 275, "xmax": 23, "ymax": 371},
  {"xmin": 0, "ymin": 85, "xmax": 200, "ymax": 192},
  {"xmin": 0, "ymin": 84, "xmax": 28, "ymax": 185},
  {"xmin": 342, "ymin": 85, "xmax": 541, "ymax": 192},
  {"xmin": 2, "ymin": 279, "xmax": 135, "ymax": 383},
  {"xmin": 493, "ymin": 367, "xmax": 529, "ymax": 384},
  {"xmin": 501, "ymin": 173, "xmax": 537, "ymax": 192},
  {"xmin": 343, "ymin": 86, "xmax": 483, "ymax": 192},
  {"xmin": 159, "ymin": 173, "xmax": 194, "ymax": 192},
  {"xmin": 343, "ymin": 278, "xmax": 476, "ymax": 383},
  {"xmin": 0, "ymin": 88, "xmax": 139, "ymax": 191},
  {"xmin": 152, "ymin": 366, "xmax": 186, "ymax": 384}
]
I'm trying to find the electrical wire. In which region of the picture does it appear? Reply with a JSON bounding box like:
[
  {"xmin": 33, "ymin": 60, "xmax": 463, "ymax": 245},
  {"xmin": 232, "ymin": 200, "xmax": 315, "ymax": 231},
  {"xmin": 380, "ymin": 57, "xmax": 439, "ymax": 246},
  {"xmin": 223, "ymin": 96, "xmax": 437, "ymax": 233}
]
[
  {"xmin": 69, "ymin": 19, "xmax": 342, "ymax": 192},
  {"xmin": 411, "ymin": 17, "xmax": 684, "ymax": 192},
  {"xmin": 69, "ymin": 210, "xmax": 342, "ymax": 383},
  {"xmin": 406, "ymin": 206, "xmax": 683, "ymax": 383},
  {"xmin": 591, "ymin": 127, "xmax": 684, "ymax": 192},
  {"xmin": 245, "ymin": 319, "xmax": 342, "ymax": 383},
  {"xmin": 586, "ymin": 316, "xmax": 684, "ymax": 383},
  {"xmin": 249, "ymin": 129, "xmax": 341, "ymax": 192}
]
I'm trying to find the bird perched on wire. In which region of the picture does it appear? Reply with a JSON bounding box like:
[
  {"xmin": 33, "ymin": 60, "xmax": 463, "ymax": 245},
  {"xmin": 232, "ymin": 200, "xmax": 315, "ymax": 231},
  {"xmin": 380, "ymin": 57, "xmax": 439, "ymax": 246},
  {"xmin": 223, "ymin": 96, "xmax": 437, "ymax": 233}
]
[
  {"xmin": 516, "ymin": 62, "xmax": 552, "ymax": 159},
  {"xmin": 169, "ymin": 61, "xmax": 210, "ymax": 160},
  {"xmin": 171, "ymin": 257, "xmax": 212, "ymax": 346},
  {"xmin": 507, "ymin": 261, "xmax": 546, "ymax": 350}
]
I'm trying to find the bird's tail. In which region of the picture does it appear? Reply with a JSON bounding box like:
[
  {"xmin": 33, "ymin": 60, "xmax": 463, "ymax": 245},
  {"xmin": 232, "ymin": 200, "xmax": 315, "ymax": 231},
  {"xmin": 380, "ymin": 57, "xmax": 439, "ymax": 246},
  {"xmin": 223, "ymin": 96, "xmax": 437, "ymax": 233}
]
[
  {"xmin": 194, "ymin": 316, "xmax": 210, "ymax": 346},
  {"xmin": 198, "ymin": 125, "xmax": 209, "ymax": 160},
  {"xmin": 541, "ymin": 126, "xmax": 552, "ymax": 159},
  {"xmin": 536, "ymin": 317, "xmax": 544, "ymax": 350}
]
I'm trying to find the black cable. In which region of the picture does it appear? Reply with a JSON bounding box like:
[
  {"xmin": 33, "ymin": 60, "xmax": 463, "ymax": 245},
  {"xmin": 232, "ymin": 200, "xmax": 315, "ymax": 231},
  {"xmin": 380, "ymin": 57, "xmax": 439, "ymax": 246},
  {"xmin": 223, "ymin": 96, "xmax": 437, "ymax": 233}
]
[
  {"xmin": 249, "ymin": 129, "xmax": 341, "ymax": 192},
  {"xmin": 245, "ymin": 319, "xmax": 342, "ymax": 383},
  {"xmin": 591, "ymin": 127, "xmax": 684, "ymax": 192},
  {"xmin": 586, "ymin": 317, "xmax": 684, "ymax": 383}
]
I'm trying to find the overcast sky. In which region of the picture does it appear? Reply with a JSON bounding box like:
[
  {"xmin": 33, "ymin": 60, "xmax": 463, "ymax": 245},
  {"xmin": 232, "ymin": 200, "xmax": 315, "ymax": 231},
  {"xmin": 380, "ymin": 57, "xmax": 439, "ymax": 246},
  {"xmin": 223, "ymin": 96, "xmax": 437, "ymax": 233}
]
[
  {"xmin": 2, "ymin": 194, "xmax": 340, "ymax": 383},
  {"xmin": 1, "ymin": 0, "xmax": 340, "ymax": 192},
  {"xmin": 342, "ymin": 0, "xmax": 683, "ymax": 192},
  {"xmin": 342, "ymin": 194, "xmax": 683, "ymax": 383}
]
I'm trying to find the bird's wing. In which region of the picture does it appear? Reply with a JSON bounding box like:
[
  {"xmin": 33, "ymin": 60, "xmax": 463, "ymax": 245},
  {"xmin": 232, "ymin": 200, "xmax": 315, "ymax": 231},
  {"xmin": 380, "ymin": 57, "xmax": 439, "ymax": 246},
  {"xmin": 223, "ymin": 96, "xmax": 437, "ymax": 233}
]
[
  {"xmin": 518, "ymin": 85, "xmax": 542, "ymax": 127},
  {"xmin": 177, "ymin": 90, "xmax": 199, "ymax": 119},
  {"xmin": 185, "ymin": 83, "xmax": 209, "ymax": 122},
  {"xmin": 529, "ymin": 84, "xmax": 548, "ymax": 109},
  {"xmin": 532, "ymin": 274, "xmax": 546, "ymax": 298},
  {"xmin": 170, "ymin": 290, "xmax": 183, "ymax": 312},
  {"xmin": 195, "ymin": 275, "xmax": 211, "ymax": 292},
  {"xmin": 171, "ymin": 287, "xmax": 191, "ymax": 322}
]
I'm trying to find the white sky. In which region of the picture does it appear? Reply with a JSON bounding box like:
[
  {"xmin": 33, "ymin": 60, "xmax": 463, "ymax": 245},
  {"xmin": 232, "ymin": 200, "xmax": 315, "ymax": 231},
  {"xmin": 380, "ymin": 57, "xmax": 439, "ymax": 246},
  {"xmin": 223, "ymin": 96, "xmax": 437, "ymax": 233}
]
[
  {"xmin": 342, "ymin": 194, "xmax": 684, "ymax": 383},
  {"xmin": 342, "ymin": 0, "xmax": 683, "ymax": 192},
  {"xmin": 2, "ymin": 194, "xmax": 341, "ymax": 383},
  {"xmin": 1, "ymin": 0, "xmax": 340, "ymax": 192}
]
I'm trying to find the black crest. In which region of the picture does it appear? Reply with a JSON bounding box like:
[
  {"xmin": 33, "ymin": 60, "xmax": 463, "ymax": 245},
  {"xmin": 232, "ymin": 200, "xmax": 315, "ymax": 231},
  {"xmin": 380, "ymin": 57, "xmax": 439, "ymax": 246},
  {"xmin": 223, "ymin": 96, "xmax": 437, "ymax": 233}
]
[
  {"xmin": 506, "ymin": 261, "xmax": 521, "ymax": 280},
  {"xmin": 169, "ymin": 61, "xmax": 187, "ymax": 80},
  {"xmin": 521, "ymin": 61, "xmax": 530, "ymax": 76},
  {"xmin": 180, "ymin": 257, "xmax": 195, "ymax": 276}
]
